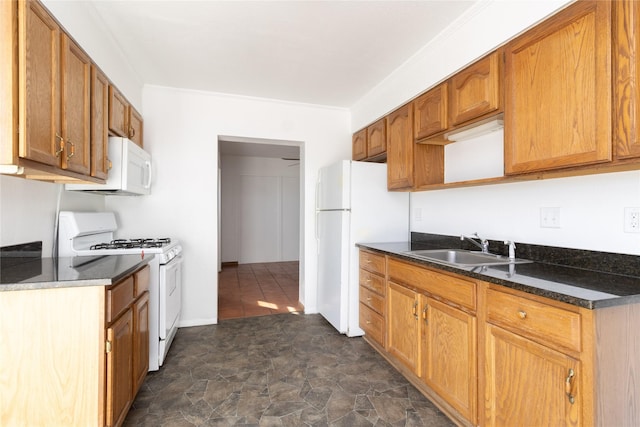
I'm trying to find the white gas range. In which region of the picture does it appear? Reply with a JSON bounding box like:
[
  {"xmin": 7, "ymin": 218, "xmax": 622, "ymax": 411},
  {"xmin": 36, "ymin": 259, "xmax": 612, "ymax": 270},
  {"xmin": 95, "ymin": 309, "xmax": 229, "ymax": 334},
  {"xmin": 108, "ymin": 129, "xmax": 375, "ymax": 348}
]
[{"xmin": 58, "ymin": 211, "xmax": 182, "ymax": 371}]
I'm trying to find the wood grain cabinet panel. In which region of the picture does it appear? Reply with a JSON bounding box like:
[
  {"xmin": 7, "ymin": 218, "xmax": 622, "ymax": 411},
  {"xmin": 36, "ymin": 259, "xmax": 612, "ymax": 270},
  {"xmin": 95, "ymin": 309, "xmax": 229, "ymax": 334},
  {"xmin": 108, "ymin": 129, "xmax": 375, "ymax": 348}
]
[
  {"xmin": 128, "ymin": 106, "xmax": 143, "ymax": 147},
  {"xmin": 422, "ymin": 297, "xmax": 476, "ymax": 423},
  {"xmin": 386, "ymin": 103, "xmax": 414, "ymax": 190},
  {"xmin": 366, "ymin": 118, "xmax": 386, "ymax": 158},
  {"xmin": 106, "ymin": 308, "xmax": 134, "ymax": 427},
  {"xmin": 60, "ymin": 33, "xmax": 91, "ymax": 174},
  {"xmin": 19, "ymin": 0, "xmax": 61, "ymax": 167},
  {"xmin": 91, "ymin": 65, "xmax": 109, "ymax": 179},
  {"xmin": 132, "ymin": 291, "xmax": 149, "ymax": 396},
  {"xmin": 387, "ymin": 281, "xmax": 421, "ymax": 375},
  {"xmin": 359, "ymin": 250, "xmax": 385, "ymax": 276},
  {"xmin": 359, "ymin": 303, "xmax": 385, "ymax": 346},
  {"xmin": 484, "ymin": 324, "xmax": 581, "ymax": 427},
  {"xmin": 108, "ymin": 85, "xmax": 128, "ymax": 138},
  {"xmin": 352, "ymin": 128, "xmax": 367, "ymax": 160},
  {"xmin": 449, "ymin": 52, "xmax": 501, "ymax": 127},
  {"xmin": 504, "ymin": 0, "xmax": 612, "ymax": 174},
  {"xmin": 613, "ymin": 0, "xmax": 640, "ymax": 160},
  {"xmin": 414, "ymin": 83, "xmax": 448, "ymax": 141}
]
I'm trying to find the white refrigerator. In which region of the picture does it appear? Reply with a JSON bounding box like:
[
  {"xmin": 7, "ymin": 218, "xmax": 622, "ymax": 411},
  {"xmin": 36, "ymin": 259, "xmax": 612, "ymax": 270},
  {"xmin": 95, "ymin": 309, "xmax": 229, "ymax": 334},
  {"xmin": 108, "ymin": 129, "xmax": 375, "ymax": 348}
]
[{"xmin": 316, "ymin": 160, "xmax": 409, "ymax": 336}]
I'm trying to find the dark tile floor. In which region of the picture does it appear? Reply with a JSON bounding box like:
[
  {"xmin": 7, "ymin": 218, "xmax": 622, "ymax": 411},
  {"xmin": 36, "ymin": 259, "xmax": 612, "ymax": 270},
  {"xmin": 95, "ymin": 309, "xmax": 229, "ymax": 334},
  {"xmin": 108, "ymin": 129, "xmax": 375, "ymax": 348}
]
[{"xmin": 124, "ymin": 313, "xmax": 455, "ymax": 426}]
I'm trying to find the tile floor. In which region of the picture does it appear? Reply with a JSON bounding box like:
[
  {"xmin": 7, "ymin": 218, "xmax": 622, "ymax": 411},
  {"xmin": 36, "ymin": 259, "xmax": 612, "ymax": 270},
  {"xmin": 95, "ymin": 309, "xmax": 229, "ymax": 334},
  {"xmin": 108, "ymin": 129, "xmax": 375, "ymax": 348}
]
[
  {"xmin": 124, "ymin": 313, "xmax": 455, "ymax": 426},
  {"xmin": 218, "ymin": 262, "xmax": 304, "ymax": 320}
]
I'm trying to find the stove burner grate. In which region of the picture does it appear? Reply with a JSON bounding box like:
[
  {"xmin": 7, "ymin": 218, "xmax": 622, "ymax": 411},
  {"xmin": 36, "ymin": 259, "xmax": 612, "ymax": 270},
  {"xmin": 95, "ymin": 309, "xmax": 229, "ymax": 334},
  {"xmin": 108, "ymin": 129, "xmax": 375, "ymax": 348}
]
[{"xmin": 90, "ymin": 238, "xmax": 172, "ymax": 250}]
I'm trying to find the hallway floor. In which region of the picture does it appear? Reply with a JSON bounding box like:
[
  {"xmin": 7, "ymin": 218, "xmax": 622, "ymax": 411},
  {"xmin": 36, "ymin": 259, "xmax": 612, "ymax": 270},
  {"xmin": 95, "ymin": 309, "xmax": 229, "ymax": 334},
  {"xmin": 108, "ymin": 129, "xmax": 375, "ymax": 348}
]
[
  {"xmin": 124, "ymin": 313, "xmax": 455, "ymax": 426},
  {"xmin": 218, "ymin": 262, "xmax": 303, "ymax": 320}
]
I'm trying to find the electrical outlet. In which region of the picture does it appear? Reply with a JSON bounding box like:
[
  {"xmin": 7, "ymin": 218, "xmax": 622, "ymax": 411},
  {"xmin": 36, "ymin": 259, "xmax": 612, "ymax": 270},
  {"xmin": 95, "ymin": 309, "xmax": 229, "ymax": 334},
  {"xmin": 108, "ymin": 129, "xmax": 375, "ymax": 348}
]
[
  {"xmin": 540, "ymin": 207, "xmax": 562, "ymax": 228},
  {"xmin": 624, "ymin": 207, "xmax": 640, "ymax": 233}
]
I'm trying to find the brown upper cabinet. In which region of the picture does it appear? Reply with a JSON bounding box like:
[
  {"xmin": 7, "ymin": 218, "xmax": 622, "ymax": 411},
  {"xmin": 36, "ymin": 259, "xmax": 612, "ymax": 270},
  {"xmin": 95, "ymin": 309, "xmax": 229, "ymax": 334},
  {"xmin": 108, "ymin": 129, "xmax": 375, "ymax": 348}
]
[
  {"xmin": 352, "ymin": 128, "xmax": 367, "ymax": 160},
  {"xmin": 386, "ymin": 103, "xmax": 414, "ymax": 190},
  {"xmin": 4, "ymin": 0, "xmax": 96, "ymax": 181},
  {"xmin": 414, "ymin": 83, "xmax": 448, "ymax": 141},
  {"xmin": 613, "ymin": 0, "xmax": 640, "ymax": 160},
  {"xmin": 449, "ymin": 52, "xmax": 502, "ymax": 128},
  {"xmin": 108, "ymin": 85, "xmax": 144, "ymax": 148},
  {"xmin": 504, "ymin": 0, "xmax": 612, "ymax": 174},
  {"xmin": 91, "ymin": 65, "xmax": 110, "ymax": 180},
  {"xmin": 352, "ymin": 119, "xmax": 386, "ymax": 162}
]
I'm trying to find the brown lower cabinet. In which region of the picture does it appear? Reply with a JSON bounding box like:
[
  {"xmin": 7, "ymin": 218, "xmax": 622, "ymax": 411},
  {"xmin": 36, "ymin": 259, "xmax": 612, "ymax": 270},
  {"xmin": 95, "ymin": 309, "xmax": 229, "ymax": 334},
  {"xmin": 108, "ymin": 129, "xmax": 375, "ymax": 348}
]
[
  {"xmin": 0, "ymin": 264, "xmax": 150, "ymax": 427},
  {"xmin": 359, "ymin": 249, "xmax": 640, "ymax": 427}
]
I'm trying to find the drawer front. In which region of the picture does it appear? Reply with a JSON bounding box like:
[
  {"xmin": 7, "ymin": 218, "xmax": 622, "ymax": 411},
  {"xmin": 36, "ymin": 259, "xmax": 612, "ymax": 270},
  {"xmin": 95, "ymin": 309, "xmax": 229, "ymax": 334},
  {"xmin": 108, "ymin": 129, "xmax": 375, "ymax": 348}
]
[
  {"xmin": 359, "ymin": 269, "xmax": 385, "ymax": 295},
  {"xmin": 360, "ymin": 303, "xmax": 385, "ymax": 347},
  {"xmin": 360, "ymin": 285, "xmax": 385, "ymax": 315},
  {"xmin": 134, "ymin": 265, "xmax": 150, "ymax": 297},
  {"xmin": 388, "ymin": 258, "xmax": 476, "ymax": 311},
  {"xmin": 486, "ymin": 288, "xmax": 582, "ymax": 352},
  {"xmin": 106, "ymin": 276, "xmax": 134, "ymax": 324},
  {"xmin": 360, "ymin": 250, "xmax": 386, "ymax": 275}
]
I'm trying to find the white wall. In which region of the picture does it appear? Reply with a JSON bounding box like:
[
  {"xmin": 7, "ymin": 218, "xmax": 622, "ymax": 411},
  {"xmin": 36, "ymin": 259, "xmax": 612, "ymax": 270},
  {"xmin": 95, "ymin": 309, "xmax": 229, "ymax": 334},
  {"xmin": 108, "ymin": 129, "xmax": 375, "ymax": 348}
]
[
  {"xmin": 106, "ymin": 86, "xmax": 351, "ymax": 327},
  {"xmin": 220, "ymin": 154, "xmax": 300, "ymax": 263}
]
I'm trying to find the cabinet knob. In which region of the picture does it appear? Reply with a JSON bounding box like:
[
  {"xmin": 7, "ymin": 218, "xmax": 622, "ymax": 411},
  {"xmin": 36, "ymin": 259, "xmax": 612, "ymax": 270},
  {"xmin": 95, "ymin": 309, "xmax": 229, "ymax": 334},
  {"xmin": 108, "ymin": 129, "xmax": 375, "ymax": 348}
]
[{"xmin": 517, "ymin": 310, "xmax": 527, "ymax": 319}]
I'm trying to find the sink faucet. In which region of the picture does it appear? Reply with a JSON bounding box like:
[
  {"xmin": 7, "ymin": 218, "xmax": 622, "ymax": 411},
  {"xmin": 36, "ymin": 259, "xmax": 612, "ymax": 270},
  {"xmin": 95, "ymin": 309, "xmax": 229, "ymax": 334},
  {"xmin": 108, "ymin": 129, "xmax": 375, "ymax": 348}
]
[
  {"xmin": 460, "ymin": 233, "xmax": 489, "ymax": 253},
  {"xmin": 504, "ymin": 240, "xmax": 517, "ymax": 260}
]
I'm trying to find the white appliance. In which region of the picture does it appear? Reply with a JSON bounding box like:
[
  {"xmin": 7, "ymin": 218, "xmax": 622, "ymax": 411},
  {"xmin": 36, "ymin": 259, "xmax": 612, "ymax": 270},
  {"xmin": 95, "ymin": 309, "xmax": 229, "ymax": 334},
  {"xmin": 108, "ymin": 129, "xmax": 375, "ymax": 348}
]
[
  {"xmin": 316, "ymin": 160, "xmax": 409, "ymax": 336},
  {"xmin": 58, "ymin": 211, "xmax": 182, "ymax": 370},
  {"xmin": 65, "ymin": 137, "xmax": 152, "ymax": 195}
]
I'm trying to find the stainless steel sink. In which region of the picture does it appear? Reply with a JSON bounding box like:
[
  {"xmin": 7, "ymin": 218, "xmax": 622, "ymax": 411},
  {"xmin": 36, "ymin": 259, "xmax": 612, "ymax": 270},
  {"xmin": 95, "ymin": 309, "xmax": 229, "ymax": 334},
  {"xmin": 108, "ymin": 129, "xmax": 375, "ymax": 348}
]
[{"xmin": 404, "ymin": 249, "xmax": 532, "ymax": 267}]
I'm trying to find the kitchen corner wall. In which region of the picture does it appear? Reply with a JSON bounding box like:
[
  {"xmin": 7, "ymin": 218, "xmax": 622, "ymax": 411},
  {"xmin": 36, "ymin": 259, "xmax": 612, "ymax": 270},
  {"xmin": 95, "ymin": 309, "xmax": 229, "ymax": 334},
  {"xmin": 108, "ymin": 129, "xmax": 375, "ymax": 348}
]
[{"xmin": 106, "ymin": 86, "xmax": 351, "ymax": 327}]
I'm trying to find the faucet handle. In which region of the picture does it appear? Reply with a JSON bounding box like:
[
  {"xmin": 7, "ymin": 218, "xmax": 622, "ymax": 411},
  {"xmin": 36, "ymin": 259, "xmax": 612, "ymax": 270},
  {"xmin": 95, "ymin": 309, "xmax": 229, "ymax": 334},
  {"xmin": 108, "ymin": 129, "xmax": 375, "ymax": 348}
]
[{"xmin": 504, "ymin": 240, "xmax": 516, "ymax": 260}]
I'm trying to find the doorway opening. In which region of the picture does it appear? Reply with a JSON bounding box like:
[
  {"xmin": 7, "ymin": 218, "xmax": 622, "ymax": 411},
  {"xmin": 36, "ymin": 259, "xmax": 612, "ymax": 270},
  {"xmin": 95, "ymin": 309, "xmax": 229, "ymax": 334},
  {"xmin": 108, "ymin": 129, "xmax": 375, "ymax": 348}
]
[{"xmin": 218, "ymin": 136, "xmax": 304, "ymax": 320}]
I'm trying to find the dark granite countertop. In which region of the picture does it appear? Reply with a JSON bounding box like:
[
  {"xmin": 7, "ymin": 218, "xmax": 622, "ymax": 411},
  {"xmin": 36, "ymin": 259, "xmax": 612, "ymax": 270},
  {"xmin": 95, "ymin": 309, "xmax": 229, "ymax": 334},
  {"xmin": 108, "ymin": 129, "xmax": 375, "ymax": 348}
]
[
  {"xmin": 357, "ymin": 237, "xmax": 640, "ymax": 310},
  {"xmin": 0, "ymin": 254, "xmax": 153, "ymax": 291}
]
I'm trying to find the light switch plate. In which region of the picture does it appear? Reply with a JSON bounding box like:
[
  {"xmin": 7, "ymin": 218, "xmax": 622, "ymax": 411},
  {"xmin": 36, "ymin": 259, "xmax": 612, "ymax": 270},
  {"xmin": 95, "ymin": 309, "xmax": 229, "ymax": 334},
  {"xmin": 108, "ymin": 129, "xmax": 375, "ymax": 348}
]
[
  {"xmin": 540, "ymin": 207, "xmax": 561, "ymax": 228},
  {"xmin": 624, "ymin": 207, "xmax": 640, "ymax": 233}
]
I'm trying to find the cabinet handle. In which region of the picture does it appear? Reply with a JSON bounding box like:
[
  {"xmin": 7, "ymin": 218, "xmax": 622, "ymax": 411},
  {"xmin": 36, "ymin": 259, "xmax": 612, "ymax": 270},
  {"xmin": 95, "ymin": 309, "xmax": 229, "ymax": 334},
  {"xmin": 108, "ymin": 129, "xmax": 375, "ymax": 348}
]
[
  {"xmin": 107, "ymin": 157, "xmax": 113, "ymax": 171},
  {"xmin": 66, "ymin": 140, "xmax": 75, "ymax": 160},
  {"xmin": 517, "ymin": 310, "xmax": 527, "ymax": 319},
  {"xmin": 366, "ymin": 297, "xmax": 371, "ymax": 302},
  {"xmin": 129, "ymin": 126, "xmax": 135, "ymax": 138},
  {"xmin": 412, "ymin": 300, "xmax": 418, "ymax": 320},
  {"xmin": 422, "ymin": 305, "xmax": 428, "ymax": 324},
  {"xmin": 565, "ymin": 368, "xmax": 575, "ymax": 404},
  {"xmin": 55, "ymin": 134, "xmax": 64, "ymax": 157}
]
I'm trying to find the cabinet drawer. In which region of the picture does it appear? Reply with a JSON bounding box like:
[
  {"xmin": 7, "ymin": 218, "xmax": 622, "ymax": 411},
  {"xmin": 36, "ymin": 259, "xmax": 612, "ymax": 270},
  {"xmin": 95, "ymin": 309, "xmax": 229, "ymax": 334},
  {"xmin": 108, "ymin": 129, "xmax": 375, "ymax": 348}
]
[
  {"xmin": 360, "ymin": 250, "xmax": 385, "ymax": 275},
  {"xmin": 388, "ymin": 258, "xmax": 476, "ymax": 311},
  {"xmin": 134, "ymin": 265, "xmax": 150, "ymax": 297},
  {"xmin": 106, "ymin": 276, "xmax": 134, "ymax": 324},
  {"xmin": 486, "ymin": 288, "xmax": 582, "ymax": 353},
  {"xmin": 360, "ymin": 286, "xmax": 385, "ymax": 316},
  {"xmin": 359, "ymin": 269, "xmax": 385, "ymax": 295},
  {"xmin": 360, "ymin": 303, "xmax": 385, "ymax": 347}
]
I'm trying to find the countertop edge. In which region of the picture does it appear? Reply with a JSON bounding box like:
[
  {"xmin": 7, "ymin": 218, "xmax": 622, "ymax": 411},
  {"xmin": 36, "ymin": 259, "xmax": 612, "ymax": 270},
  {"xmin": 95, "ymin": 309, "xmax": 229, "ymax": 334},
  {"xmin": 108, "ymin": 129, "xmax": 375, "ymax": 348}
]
[{"xmin": 357, "ymin": 243, "xmax": 639, "ymax": 310}]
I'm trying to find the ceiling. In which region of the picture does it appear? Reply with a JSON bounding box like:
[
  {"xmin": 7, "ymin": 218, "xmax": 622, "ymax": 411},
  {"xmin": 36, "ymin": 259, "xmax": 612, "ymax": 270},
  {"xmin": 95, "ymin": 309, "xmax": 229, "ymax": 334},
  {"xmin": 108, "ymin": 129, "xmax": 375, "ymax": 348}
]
[{"xmin": 89, "ymin": 0, "xmax": 477, "ymax": 108}]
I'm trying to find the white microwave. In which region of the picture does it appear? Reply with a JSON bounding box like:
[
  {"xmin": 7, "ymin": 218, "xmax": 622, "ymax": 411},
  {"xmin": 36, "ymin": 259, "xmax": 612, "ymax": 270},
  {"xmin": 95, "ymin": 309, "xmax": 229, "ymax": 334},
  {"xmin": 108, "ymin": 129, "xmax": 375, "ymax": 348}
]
[{"xmin": 66, "ymin": 137, "xmax": 152, "ymax": 196}]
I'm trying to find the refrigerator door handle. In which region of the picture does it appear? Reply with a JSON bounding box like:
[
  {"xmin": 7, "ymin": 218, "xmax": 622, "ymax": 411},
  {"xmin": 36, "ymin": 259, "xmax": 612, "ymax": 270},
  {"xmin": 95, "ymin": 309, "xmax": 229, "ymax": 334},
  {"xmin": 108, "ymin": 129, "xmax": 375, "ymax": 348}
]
[{"xmin": 315, "ymin": 176, "xmax": 321, "ymax": 211}]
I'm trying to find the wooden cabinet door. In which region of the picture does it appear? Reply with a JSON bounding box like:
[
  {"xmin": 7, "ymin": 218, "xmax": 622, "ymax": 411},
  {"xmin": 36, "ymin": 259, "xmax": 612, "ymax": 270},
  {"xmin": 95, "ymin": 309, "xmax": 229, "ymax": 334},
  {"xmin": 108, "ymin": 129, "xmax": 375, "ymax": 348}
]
[
  {"xmin": 387, "ymin": 282, "xmax": 420, "ymax": 375},
  {"xmin": 108, "ymin": 85, "xmax": 128, "ymax": 137},
  {"xmin": 132, "ymin": 292, "xmax": 149, "ymax": 396},
  {"xmin": 485, "ymin": 324, "xmax": 581, "ymax": 427},
  {"xmin": 128, "ymin": 106, "xmax": 143, "ymax": 147},
  {"xmin": 386, "ymin": 103, "xmax": 414, "ymax": 190},
  {"xmin": 19, "ymin": 0, "xmax": 61, "ymax": 167},
  {"xmin": 613, "ymin": 0, "xmax": 640, "ymax": 160},
  {"xmin": 449, "ymin": 52, "xmax": 501, "ymax": 127},
  {"xmin": 414, "ymin": 83, "xmax": 448, "ymax": 141},
  {"xmin": 106, "ymin": 309, "xmax": 133, "ymax": 427},
  {"xmin": 91, "ymin": 65, "xmax": 109, "ymax": 179},
  {"xmin": 352, "ymin": 128, "xmax": 367, "ymax": 160},
  {"xmin": 367, "ymin": 118, "xmax": 386, "ymax": 158},
  {"xmin": 422, "ymin": 297, "xmax": 477, "ymax": 423},
  {"xmin": 60, "ymin": 33, "xmax": 90, "ymax": 174},
  {"xmin": 504, "ymin": 0, "xmax": 612, "ymax": 174}
]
